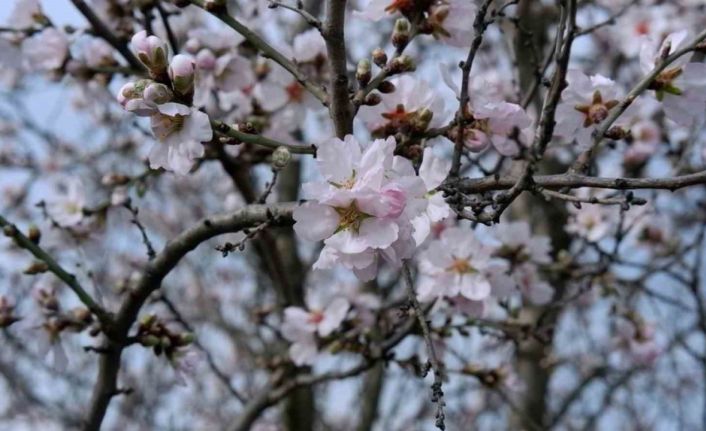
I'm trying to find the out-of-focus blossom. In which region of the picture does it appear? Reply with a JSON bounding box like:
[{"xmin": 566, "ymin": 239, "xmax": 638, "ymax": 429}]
[
  {"xmin": 565, "ymin": 203, "xmax": 613, "ymax": 242},
  {"xmin": 22, "ymin": 28, "xmax": 69, "ymax": 72},
  {"xmin": 281, "ymin": 295, "xmax": 350, "ymax": 365},
  {"xmin": 640, "ymin": 30, "xmax": 706, "ymax": 129},
  {"xmin": 555, "ymin": 70, "xmax": 622, "ymax": 149},
  {"xmin": 417, "ymin": 227, "xmax": 506, "ymax": 302},
  {"xmin": 358, "ymin": 76, "xmax": 445, "ymax": 136},
  {"xmin": 148, "ymin": 103, "xmax": 212, "ymax": 174},
  {"xmin": 292, "ymin": 28, "xmax": 327, "ymax": 63},
  {"xmin": 46, "ymin": 178, "xmax": 86, "ymax": 227}
]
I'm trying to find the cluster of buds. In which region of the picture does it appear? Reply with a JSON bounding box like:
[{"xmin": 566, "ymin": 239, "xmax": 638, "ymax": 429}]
[
  {"xmin": 34, "ymin": 288, "xmax": 97, "ymax": 340},
  {"xmin": 137, "ymin": 314, "xmax": 195, "ymax": 361},
  {"xmin": 123, "ymin": 32, "xmax": 195, "ymax": 108},
  {"xmin": 0, "ymin": 296, "xmax": 20, "ymax": 329}
]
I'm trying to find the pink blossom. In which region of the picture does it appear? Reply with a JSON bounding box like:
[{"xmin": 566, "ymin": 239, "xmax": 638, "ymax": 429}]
[
  {"xmin": 22, "ymin": 28, "xmax": 69, "ymax": 72},
  {"xmin": 148, "ymin": 104, "xmax": 213, "ymax": 174},
  {"xmin": 555, "ymin": 69, "xmax": 623, "ymax": 149}
]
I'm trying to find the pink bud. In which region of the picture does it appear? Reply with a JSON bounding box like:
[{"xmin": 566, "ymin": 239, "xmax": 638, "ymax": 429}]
[
  {"xmin": 195, "ymin": 49, "xmax": 216, "ymax": 71},
  {"xmin": 117, "ymin": 82, "xmax": 137, "ymax": 107},
  {"xmin": 169, "ymin": 54, "xmax": 196, "ymax": 95},
  {"xmin": 382, "ymin": 187, "xmax": 406, "ymax": 219},
  {"xmin": 131, "ymin": 30, "xmax": 168, "ymax": 72},
  {"xmin": 143, "ymin": 83, "xmax": 173, "ymax": 105},
  {"xmin": 463, "ymin": 129, "xmax": 490, "ymax": 152}
]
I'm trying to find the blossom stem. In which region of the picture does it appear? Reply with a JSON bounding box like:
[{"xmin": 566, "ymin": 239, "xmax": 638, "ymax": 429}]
[
  {"xmin": 402, "ymin": 262, "xmax": 446, "ymax": 430},
  {"xmin": 212, "ymin": 120, "xmax": 316, "ymax": 155}
]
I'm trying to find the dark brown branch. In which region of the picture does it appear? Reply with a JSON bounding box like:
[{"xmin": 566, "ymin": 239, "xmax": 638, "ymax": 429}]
[{"xmin": 322, "ymin": 0, "xmax": 353, "ymax": 137}]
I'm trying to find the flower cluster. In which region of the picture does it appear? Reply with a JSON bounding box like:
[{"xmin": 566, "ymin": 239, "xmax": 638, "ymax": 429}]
[
  {"xmin": 294, "ymin": 135, "xmax": 451, "ymax": 281},
  {"xmin": 117, "ymin": 31, "xmax": 212, "ymax": 174}
]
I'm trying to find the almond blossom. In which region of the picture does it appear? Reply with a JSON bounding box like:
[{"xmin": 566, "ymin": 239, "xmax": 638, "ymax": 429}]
[
  {"xmin": 640, "ymin": 30, "xmax": 706, "ymax": 128},
  {"xmin": 356, "ymin": 0, "xmax": 476, "ymax": 47},
  {"xmin": 358, "ymin": 76, "xmax": 445, "ymax": 136},
  {"xmin": 417, "ymin": 227, "xmax": 506, "ymax": 303},
  {"xmin": 555, "ymin": 70, "xmax": 623, "ymax": 149},
  {"xmin": 281, "ymin": 296, "xmax": 350, "ymax": 365},
  {"xmin": 294, "ymin": 135, "xmax": 429, "ymax": 280},
  {"xmin": 21, "ymin": 28, "xmax": 69, "ymax": 72},
  {"xmin": 46, "ymin": 178, "xmax": 86, "ymax": 227},
  {"xmin": 148, "ymin": 103, "xmax": 212, "ymax": 174}
]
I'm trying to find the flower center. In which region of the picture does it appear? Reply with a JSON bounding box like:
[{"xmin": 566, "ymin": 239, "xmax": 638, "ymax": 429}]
[
  {"xmin": 649, "ymin": 67, "xmax": 684, "ymax": 101},
  {"xmin": 384, "ymin": 0, "xmax": 415, "ymax": 14},
  {"xmin": 495, "ymin": 245, "xmax": 529, "ymax": 263},
  {"xmin": 574, "ymin": 90, "xmax": 619, "ymax": 128},
  {"xmin": 634, "ymin": 21, "xmax": 649, "ymax": 36},
  {"xmin": 335, "ymin": 202, "xmax": 371, "ymax": 233},
  {"xmin": 308, "ymin": 310, "xmax": 325, "ymax": 325},
  {"xmin": 153, "ymin": 114, "xmax": 186, "ymax": 140},
  {"xmin": 286, "ymin": 82, "xmax": 304, "ymax": 103},
  {"xmin": 447, "ymin": 258, "xmax": 476, "ymax": 274}
]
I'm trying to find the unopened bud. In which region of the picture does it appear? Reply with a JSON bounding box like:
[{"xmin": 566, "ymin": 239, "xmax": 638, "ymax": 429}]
[
  {"xmin": 389, "ymin": 55, "xmax": 415, "ymax": 74},
  {"xmin": 131, "ymin": 31, "xmax": 169, "ymax": 75},
  {"xmin": 140, "ymin": 334, "xmax": 161, "ymax": 347},
  {"xmin": 605, "ymin": 126, "xmax": 631, "ymax": 141},
  {"xmin": 168, "ymin": 54, "xmax": 196, "ymax": 96},
  {"xmin": 392, "ymin": 18, "xmax": 411, "ymax": 49},
  {"xmin": 143, "ymin": 82, "xmax": 173, "ymax": 105},
  {"xmin": 24, "ymin": 261, "xmax": 49, "ymax": 275},
  {"xmin": 179, "ymin": 332, "xmax": 195, "ymax": 346},
  {"xmin": 356, "ymin": 59, "xmax": 371, "ymax": 86},
  {"xmin": 204, "ymin": 0, "xmax": 226, "ymax": 12},
  {"xmin": 140, "ymin": 313, "xmax": 157, "ymax": 328},
  {"xmin": 28, "ymin": 225, "xmax": 41, "ymax": 244},
  {"xmin": 377, "ymin": 80, "xmax": 396, "ymax": 94},
  {"xmin": 3, "ymin": 225, "xmax": 17, "ymax": 237},
  {"xmin": 101, "ymin": 174, "xmax": 130, "ymax": 187},
  {"xmin": 195, "ymin": 49, "xmax": 216, "ymax": 71},
  {"xmin": 372, "ymin": 48, "xmax": 387, "ymax": 68},
  {"xmin": 364, "ymin": 93, "xmax": 382, "ymax": 106},
  {"xmin": 272, "ymin": 146, "xmax": 291, "ymax": 170}
]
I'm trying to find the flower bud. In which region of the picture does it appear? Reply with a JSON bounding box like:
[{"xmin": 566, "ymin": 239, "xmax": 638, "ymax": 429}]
[
  {"xmin": 140, "ymin": 335, "xmax": 161, "ymax": 347},
  {"xmin": 117, "ymin": 79, "xmax": 151, "ymax": 108},
  {"xmin": 364, "ymin": 93, "xmax": 382, "ymax": 106},
  {"xmin": 131, "ymin": 31, "xmax": 169, "ymax": 75},
  {"xmin": 143, "ymin": 82, "xmax": 174, "ymax": 105},
  {"xmin": 392, "ymin": 18, "xmax": 411, "ymax": 49},
  {"xmin": 179, "ymin": 332, "xmax": 196, "ymax": 346},
  {"xmin": 377, "ymin": 80, "xmax": 396, "ymax": 94},
  {"xmin": 389, "ymin": 55, "xmax": 415, "ymax": 74},
  {"xmin": 372, "ymin": 48, "xmax": 387, "ymax": 68},
  {"xmin": 195, "ymin": 49, "xmax": 216, "ymax": 71},
  {"xmin": 272, "ymin": 146, "xmax": 291, "ymax": 170},
  {"xmin": 24, "ymin": 261, "xmax": 49, "ymax": 275},
  {"xmin": 184, "ymin": 38, "xmax": 201, "ymax": 54},
  {"xmin": 356, "ymin": 59, "xmax": 371, "ymax": 86},
  {"xmin": 168, "ymin": 54, "xmax": 196, "ymax": 96},
  {"xmin": 28, "ymin": 225, "xmax": 41, "ymax": 244},
  {"xmin": 204, "ymin": 0, "xmax": 226, "ymax": 12}
]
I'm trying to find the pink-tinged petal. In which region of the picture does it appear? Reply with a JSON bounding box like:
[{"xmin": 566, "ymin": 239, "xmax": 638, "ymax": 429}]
[
  {"xmin": 254, "ymin": 81, "xmax": 289, "ymax": 111},
  {"xmin": 289, "ymin": 338, "xmax": 318, "ymax": 366},
  {"xmin": 459, "ymin": 274, "xmax": 492, "ymax": 301},
  {"xmin": 156, "ymin": 102, "xmax": 191, "ymax": 117},
  {"xmin": 318, "ymin": 297, "xmax": 350, "ymax": 337},
  {"xmin": 148, "ymin": 143, "xmax": 169, "ymax": 170},
  {"xmin": 293, "ymin": 202, "xmax": 340, "ymax": 241},
  {"xmin": 282, "ymin": 307, "xmax": 316, "ymax": 341},
  {"xmin": 419, "ymin": 147, "xmax": 451, "ymax": 190},
  {"xmin": 316, "ymin": 136, "xmax": 356, "ymax": 183},
  {"xmin": 185, "ymin": 109, "xmax": 213, "ymax": 142}
]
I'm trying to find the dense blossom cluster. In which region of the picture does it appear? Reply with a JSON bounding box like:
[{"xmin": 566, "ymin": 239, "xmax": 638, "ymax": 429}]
[{"xmin": 2, "ymin": 0, "xmax": 706, "ymax": 429}]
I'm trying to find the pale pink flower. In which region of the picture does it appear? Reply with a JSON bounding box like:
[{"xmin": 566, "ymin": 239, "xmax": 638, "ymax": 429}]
[
  {"xmin": 46, "ymin": 178, "xmax": 86, "ymax": 227},
  {"xmin": 555, "ymin": 69, "xmax": 623, "ymax": 149},
  {"xmin": 281, "ymin": 296, "xmax": 350, "ymax": 365},
  {"xmin": 565, "ymin": 203, "xmax": 613, "ymax": 242},
  {"xmin": 356, "ymin": 0, "xmax": 476, "ymax": 47},
  {"xmin": 624, "ymin": 120, "xmax": 661, "ymax": 166},
  {"xmin": 408, "ymin": 147, "xmax": 452, "ymax": 245},
  {"xmin": 292, "ymin": 28, "xmax": 327, "ymax": 63},
  {"xmin": 8, "ymin": 0, "xmax": 44, "ymax": 30},
  {"xmin": 148, "ymin": 103, "xmax": 213, "ymax": 174},
  {"xmin": 493, "ymin": 221, "xmax": 552, "ymax": 265},
  {"xmin": 640, "ymin": 30, "xmax": 706, "ymax": 128},
  {"xmin": 612, "ymin": 4, "xmax": 678, "ymax": 57},
  {"xmin": 462, "ymin": 100, "xmax": 532, "ymax": 156},
  {"xmin": 22, "ymin": 28, "xmax": 69, "ymax": 72},
  {"xmin": 358, "ymin": 76, "xmax": 446, "ymax": 135},
  {"xmin": 82, "ymin": 38, "xmax": 115, "ymax": 68},
  {"xmin": 417, "ymin": 227, "xmax": 506, "ymax": 302}
]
